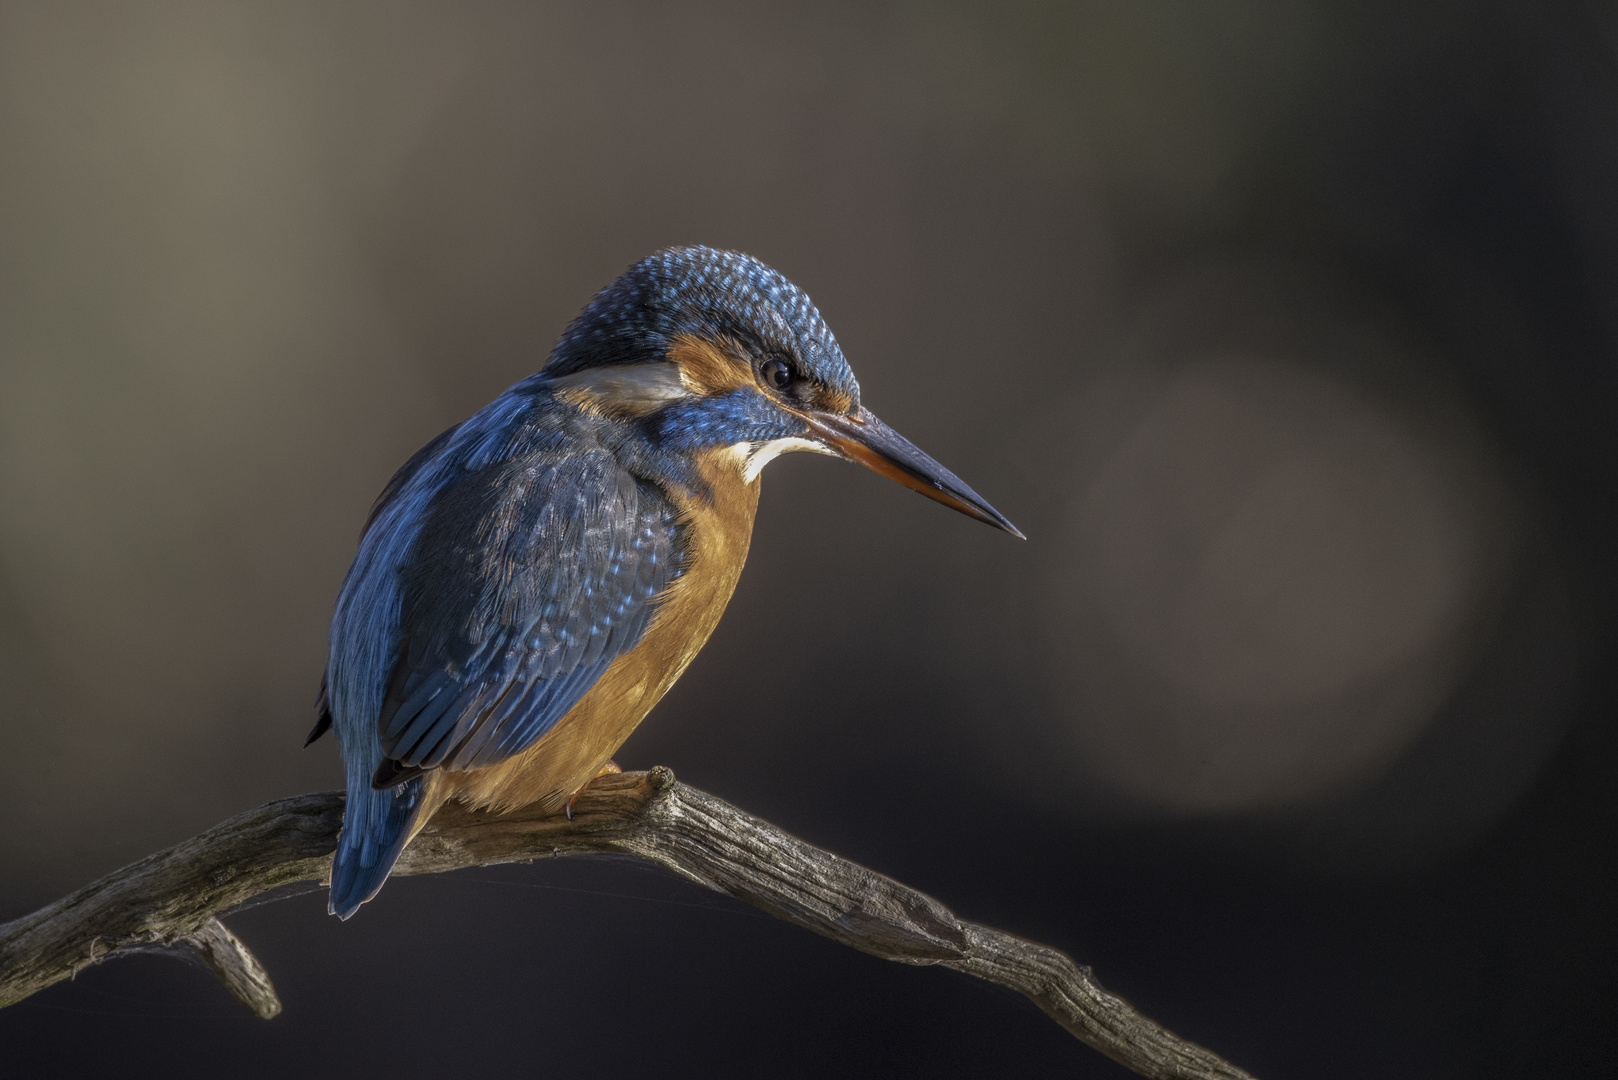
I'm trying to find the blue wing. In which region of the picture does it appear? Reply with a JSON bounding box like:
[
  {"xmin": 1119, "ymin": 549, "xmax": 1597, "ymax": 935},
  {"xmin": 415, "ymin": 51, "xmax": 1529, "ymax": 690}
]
[
  {"xmin": 305, "ymin": 423, "xmax": 462, "ymax": 750},
  {"xmin": 373, "ymin": 447, "xmax": 684, "ymax": 783}
]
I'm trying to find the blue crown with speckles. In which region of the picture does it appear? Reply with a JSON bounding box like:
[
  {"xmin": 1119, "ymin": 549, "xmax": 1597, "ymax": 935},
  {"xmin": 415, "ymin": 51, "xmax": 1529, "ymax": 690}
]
[{"xmin": 544, "ymin": 246, "xmax": 859, "ymax": 402}]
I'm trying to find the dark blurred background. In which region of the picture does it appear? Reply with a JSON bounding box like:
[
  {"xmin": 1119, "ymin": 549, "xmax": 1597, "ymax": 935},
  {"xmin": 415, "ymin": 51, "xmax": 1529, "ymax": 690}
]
[{"xmin": 1, "ymin": 2, "xmax": 1614, "ymax": 1076}]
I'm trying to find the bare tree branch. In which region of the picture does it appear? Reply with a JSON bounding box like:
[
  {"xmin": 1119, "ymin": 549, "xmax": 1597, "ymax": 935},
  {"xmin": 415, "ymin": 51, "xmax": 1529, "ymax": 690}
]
[
  {"xmin": 0, "ymin": 768, "xmax": 1254, "ymax": 1080},
  {"xmin": 181, "ymin": 917, "xmax": 282, "ymax": 1019}
]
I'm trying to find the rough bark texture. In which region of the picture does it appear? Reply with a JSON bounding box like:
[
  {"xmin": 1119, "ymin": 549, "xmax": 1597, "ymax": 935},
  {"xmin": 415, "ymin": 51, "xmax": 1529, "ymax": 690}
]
[{"xmin": 0, "ymin": 769, "xmax": 1255, "ymax": 1080}]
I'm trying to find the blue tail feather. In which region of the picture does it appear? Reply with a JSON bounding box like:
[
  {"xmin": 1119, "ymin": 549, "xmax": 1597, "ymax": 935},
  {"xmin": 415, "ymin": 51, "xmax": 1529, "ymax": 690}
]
[{"xmin": 329, "ymin": 776, "xmax": 425, "ymax": 920}]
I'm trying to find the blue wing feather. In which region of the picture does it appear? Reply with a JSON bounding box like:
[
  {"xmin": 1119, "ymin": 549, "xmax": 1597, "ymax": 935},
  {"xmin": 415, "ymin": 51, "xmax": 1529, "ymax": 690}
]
[{"xmin": 374, "ymin": 438, "xmax": 683, "ymax": 781}]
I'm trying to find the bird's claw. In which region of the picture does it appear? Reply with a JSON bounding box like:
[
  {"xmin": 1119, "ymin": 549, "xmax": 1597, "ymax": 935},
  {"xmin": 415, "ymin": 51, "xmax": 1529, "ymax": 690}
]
[{"xmin": 564, "ymin": 759, "xmax": 622, "ymax": 820}]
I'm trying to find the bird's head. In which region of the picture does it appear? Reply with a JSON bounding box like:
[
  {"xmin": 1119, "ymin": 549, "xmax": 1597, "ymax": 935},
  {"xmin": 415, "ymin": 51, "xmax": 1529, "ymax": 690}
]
[{"xmin": 544, "ymin": 246, "xmax": 1021, "ymax": 537}]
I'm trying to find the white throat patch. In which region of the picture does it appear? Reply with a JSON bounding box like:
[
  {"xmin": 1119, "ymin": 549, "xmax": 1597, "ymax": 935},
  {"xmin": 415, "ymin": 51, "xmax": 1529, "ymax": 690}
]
[{"xmin": 731, "ymin": 437, "xmax": 832, "ymax": 482}]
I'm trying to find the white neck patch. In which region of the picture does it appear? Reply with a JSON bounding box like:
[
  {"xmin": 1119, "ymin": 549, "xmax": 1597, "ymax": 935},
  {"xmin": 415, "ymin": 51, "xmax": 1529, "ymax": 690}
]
[{"xmin": 731, "ymin": 436, "xmax": 833, "ymax": 482}]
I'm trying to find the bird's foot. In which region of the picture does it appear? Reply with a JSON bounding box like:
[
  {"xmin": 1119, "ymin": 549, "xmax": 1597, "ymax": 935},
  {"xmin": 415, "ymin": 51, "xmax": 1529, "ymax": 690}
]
[{"xmin": 564, "ymin": 759, "xmax": 622, "ymax": 821}]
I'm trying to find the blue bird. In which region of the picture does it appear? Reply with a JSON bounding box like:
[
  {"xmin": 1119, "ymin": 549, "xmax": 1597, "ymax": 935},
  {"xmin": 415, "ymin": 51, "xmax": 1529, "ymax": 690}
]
[{"xmin": 307, "ymin": 246, "xmax": 1021, "ymax": 918}]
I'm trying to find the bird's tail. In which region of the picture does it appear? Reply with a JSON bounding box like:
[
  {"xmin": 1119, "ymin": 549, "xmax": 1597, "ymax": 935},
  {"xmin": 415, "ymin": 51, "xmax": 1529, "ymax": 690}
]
[{"xmin": 329, "ymin": 775, "xmax": 428, "ymax": 920}]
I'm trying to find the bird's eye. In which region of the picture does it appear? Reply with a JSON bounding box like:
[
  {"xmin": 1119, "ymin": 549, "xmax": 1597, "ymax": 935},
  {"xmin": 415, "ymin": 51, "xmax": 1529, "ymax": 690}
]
[{"xmin": 760, "ymin": 358, "xmax": 795, "ymax": 392}]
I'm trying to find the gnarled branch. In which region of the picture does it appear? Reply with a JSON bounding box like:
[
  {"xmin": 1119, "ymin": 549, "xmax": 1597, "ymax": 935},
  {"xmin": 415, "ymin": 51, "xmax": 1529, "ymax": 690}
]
[{"xmin": 0, "ymin": 769, "xmax": 1254, "ymax": 1080}]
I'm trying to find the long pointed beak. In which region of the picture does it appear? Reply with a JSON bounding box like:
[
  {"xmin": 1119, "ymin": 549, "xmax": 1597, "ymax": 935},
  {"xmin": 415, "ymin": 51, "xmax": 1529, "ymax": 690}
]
[{"xmin": 801, "ymin": 407, "xmax": 1025, "ymax": 538}]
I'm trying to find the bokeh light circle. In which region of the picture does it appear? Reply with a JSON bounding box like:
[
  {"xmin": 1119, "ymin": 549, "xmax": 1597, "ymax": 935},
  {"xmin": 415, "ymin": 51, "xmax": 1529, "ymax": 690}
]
[{"xmin": 1048, "ymin": 353, "xmax": 1511, "ymax": 814}]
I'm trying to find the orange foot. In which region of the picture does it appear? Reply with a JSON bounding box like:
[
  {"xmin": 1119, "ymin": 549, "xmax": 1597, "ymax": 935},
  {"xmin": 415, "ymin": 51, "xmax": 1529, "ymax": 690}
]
[{"xmin": 564, "ymin": 759, "xmax": 622, "ymax": 821}]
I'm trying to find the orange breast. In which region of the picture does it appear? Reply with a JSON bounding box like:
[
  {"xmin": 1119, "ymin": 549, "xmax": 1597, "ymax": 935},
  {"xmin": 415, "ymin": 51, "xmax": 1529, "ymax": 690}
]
[{"xmin": 439, "ymin": 448, "xmax": 760, "ymax": 815}]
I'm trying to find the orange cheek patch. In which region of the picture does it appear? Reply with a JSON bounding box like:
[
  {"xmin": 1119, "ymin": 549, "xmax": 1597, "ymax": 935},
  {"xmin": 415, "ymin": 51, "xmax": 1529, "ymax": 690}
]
[
  {"xmin": 668, "ymin": 333, "xmax": 755, "ymax": 396},
  {"xmin": 817, "ymin": 386, "xmax": 856, "ymax": 415}
]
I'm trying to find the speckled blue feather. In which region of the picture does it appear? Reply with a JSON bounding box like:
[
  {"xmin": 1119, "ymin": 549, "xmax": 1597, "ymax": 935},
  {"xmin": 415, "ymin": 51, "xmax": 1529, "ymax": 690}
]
[{"xmin": 547, "ymin": 246, "xmax": 859, "ymax": 404}]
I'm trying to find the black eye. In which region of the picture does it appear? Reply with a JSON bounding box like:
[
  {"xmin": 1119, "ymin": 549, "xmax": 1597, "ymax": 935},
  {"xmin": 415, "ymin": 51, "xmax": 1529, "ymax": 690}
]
[{"xmin": 761, "ymin": 358, "xmax": 795, "ymax": 392}]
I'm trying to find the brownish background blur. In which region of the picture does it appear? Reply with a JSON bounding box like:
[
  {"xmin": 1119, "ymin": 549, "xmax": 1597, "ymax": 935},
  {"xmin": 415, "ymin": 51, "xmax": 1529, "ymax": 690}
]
[{"xmin": 2, "ymin": 2, "xmax": 1614, "ymax": 1076}]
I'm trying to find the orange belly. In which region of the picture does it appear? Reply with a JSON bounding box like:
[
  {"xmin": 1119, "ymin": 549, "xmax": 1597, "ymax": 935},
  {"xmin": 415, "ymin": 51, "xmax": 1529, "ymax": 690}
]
[{"xmin": 433, "ymin": 448, "xmax": 760, "ymax": 816}]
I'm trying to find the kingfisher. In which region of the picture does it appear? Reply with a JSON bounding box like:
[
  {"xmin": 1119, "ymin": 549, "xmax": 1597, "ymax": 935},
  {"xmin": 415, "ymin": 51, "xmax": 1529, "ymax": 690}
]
[{"xmin": 307, "ymin": 246, "xmax": 1021, "ymax": 919}]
